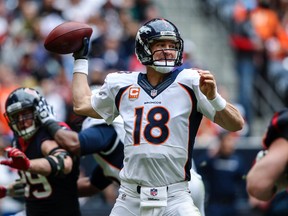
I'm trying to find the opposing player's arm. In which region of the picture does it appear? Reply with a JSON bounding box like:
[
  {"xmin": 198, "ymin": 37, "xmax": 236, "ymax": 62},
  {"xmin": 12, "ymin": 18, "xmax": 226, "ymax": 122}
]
[
  {"xmin": 54, "ymin": 129, "xmax": 81, "ymax": 155},
  {"xmin": 246, "ymin": 138, "xmax": 288, "ymax": 201},
  {"xmin": 35, "ymin": 100, "xmax": 82, "ymax": 155},
  {"xmin": 28, "ymin": 140, "xmax": 73, "ymax": 177}
]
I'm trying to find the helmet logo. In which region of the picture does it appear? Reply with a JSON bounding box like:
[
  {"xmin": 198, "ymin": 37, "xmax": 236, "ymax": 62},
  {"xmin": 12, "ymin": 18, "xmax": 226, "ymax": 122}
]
[
  {"xmin": 139, "ymin": 26, "xmax": 151, "ymax": 34},
  {"xmin": 24, "ymin": 88, "xmax": 40, "ymax": 99}
]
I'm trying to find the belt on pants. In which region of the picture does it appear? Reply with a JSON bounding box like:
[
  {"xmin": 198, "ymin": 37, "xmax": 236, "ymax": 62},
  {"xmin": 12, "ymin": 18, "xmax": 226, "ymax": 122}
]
[{"xmin": 121, "ymin": 181, "xmax": 189, "ymax": 194}]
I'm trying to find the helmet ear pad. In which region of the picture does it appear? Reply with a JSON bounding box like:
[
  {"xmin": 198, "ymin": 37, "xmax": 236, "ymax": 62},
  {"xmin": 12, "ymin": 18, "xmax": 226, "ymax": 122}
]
[{"xmin": 135, "ymin": 18, "xmax": 184, "ymax": 68}]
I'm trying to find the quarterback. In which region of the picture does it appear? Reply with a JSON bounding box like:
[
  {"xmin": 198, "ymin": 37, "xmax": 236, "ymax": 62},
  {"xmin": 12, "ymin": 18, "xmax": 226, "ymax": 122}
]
[{"xmin": 71, "ymin": 18, "xmax": 244, "ymax": 216}]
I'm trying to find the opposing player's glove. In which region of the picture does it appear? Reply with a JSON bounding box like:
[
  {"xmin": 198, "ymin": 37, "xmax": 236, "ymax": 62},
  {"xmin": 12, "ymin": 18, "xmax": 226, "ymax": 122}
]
[
  {"xmin": 36, "ymin": 96, "xmax": 56, "ymax": 124},
  {"xmin": 7, "ymin": 180, "xmax": 25, "ymax": 197},
  {"xmin": 0, "ymin": 186, "xmax": 7, "ymax": 199},
  {"xmin": 0, "ymin": 180, "xmax": 26, "ymax": 198},
  {"xmin": 36, "ymin": 96, "xmax": 63, "ymax": 138},
  {"xmin": 0, "ymin": 147, "xmax": 30, "ymax": 171},
  {"xmin": 73, "ymin": 37, "xmax": 89, "ymax": 60}
]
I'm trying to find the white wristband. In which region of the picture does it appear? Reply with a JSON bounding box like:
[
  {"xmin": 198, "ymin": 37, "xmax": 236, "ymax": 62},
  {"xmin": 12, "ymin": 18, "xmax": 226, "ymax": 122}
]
[
  {"xmin": 208, "ymin": 93, "xmax": 227, "ymax": 111},
  {"xmin": 73, "ymin": 59, "xmax": 88, "ymax": 75}
]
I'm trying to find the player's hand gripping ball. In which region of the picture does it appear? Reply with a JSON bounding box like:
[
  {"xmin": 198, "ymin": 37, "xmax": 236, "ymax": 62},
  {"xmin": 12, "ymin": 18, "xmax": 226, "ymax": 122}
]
[{"xmin": 44, "ymin": 21, "xmax": 93, "ymax": 54}]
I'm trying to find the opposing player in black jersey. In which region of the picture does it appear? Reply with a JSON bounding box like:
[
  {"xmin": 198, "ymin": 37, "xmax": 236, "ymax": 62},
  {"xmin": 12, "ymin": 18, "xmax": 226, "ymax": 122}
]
[
  {"xmin": 246, "ymin": 108, "xmax": 288, "ymax": 201},
  {"xmin": 0, "ymin": 87, "xmax": 81, "ymax": 216}
]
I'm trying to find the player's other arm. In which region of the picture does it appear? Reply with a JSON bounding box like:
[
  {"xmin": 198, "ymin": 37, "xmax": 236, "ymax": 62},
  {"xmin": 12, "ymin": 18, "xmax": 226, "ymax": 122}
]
[
  {"xmin": 246, "ymin": 138, "xmax": 288, "ymax": 201},
  {"xmin": 198, "ymin": 70, "xmax": 244, "ymax": 131},
  {"xmin": 72, "ymin": 37, "xmax": 102, "ymax": 119},
  {"xmin": 54, "ymin": 129, "xmax": 81, "ymax": 156},
  {"xmin": 213, "ymin": 102, "xmax": 244, "ymax": 132}
]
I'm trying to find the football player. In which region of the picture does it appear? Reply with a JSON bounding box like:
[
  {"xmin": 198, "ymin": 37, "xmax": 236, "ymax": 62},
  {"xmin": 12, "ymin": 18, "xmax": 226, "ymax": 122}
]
[
  {"xmin": 70, "ymin": 18, "xmax": 244, "ymax": 215},
  {"xmin": 246, "ymin": 108, "xmax": 288, "ymax": 201},
  {"xmin": 0, "ymin": 87, "xmax": 81, "ymax": 216},
  {"xmin": 70, "ymin": 17, "xmax": 244, "ymax": 216}
]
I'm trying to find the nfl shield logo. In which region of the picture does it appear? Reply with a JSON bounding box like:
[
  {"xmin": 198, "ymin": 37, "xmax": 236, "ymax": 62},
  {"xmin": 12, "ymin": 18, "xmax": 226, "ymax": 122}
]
[
  {"xmin": 151, "ymin": 89, "xmax": 157, "ymax": 97},
  {"xmin": 150, "ymin": 188, "xmax": 158, "ymax": 196}
]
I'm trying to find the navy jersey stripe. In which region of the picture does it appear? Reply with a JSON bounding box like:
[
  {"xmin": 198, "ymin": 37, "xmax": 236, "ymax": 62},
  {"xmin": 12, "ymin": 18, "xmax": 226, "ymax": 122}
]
[
  {"xmin": 115, "ymin": 85, "xmax": 131, "ymax": 111},
  {"xmin": 179, "ymin": 83, "xmax": 203, "ymax": 181},
  {"xmin": 137, "ymin": 67, "xmax": 182, "ymax": 99}
]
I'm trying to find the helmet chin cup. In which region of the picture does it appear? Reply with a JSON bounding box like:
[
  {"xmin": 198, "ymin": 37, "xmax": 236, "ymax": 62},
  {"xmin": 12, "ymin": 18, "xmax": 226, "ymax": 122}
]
[
  {"xmin": 152, "ymin": 66, "xmax": 174, "ymax": 74},
  {"xmin": 151, "ymin": 61, "xmax": 175, "ymax": 74},
  {"xmin": 14, "ymin": 122, "xmax": 38, "ymax": 140}
]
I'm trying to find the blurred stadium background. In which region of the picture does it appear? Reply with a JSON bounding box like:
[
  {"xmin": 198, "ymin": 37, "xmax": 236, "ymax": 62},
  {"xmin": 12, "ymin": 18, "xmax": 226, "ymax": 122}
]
[{"xmin": 0, "ymin": 0, "xmax": 287, "ymax": 215}]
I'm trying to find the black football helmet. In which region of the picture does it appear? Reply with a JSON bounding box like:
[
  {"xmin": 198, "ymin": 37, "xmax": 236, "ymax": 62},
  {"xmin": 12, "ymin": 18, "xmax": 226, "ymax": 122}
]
[
  {"xmin": 135, "ymin": 18, "xmax": 184, "ymax": 73},
  {"xmin": 4, "ymin": 87, "xmax": 42, "ymax": 140}
]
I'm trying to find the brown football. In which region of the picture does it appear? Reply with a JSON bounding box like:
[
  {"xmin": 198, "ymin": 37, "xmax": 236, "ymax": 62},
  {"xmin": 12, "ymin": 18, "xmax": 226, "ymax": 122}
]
[{"xmin": 44, "ymin": 21, "xmax": 93, "ymax": 54}]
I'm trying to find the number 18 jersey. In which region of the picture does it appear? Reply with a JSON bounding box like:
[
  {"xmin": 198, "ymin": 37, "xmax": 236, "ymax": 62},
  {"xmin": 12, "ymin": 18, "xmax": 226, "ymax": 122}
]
[{"xmin": 91, "ymin": 67, "xmax": 217, "ymax": 187}]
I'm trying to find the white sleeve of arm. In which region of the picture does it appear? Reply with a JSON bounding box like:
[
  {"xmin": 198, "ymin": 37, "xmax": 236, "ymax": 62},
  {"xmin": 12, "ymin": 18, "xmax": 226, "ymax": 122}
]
[
  {"xmin": 90, "ymin": 80, "xmax": 118, "ymax": 125},
  {"xmin": 193, "ymin": 86, "xmax": 216, "ymax": 120}
]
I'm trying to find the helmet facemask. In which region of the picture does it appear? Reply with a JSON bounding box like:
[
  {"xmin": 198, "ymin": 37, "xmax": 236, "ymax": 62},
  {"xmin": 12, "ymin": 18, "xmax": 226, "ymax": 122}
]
[
  {"xmin": 5, "ymin": 105, "xmax": 39, "ymax": 140},
  {"xmin": 149, "ymin": 40, "xmax": 182, "ymax": 74}
]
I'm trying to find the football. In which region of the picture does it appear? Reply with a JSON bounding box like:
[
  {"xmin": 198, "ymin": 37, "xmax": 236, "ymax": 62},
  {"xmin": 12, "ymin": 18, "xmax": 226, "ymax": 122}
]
[{"xmin": 44, "ymin": 21, "xmax": 93, "ymax": 54}]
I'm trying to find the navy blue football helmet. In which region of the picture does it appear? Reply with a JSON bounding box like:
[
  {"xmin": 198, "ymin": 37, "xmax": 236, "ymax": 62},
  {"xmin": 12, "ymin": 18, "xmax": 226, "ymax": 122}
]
[
  {"xmin": 135, "ymin": 18, "xmax": 184, "ymax": 73},
  {"xmin": 4, "ymin": 87, "xmax": 42, "ymax": 140}
]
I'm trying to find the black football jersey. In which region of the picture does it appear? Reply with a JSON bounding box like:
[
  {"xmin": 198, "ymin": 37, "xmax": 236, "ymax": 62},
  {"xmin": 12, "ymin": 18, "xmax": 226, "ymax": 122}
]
[
  {"xmin": 14, "ymin": 125, "xmax": 81, "ymax": 216},
  {"xmin": 263, "ymin": 108, "xmax": 288, "ymax": 149}
]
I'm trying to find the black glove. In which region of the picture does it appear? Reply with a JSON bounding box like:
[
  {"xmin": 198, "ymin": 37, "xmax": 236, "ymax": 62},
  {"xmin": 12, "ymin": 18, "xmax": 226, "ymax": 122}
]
[
  {"xmin": 36, "ymin": 96, "xmax": 56, "ymax": 124},
  {"xmin": 73, "ymin": 37, "xmax": 90, "ymax": 60}
]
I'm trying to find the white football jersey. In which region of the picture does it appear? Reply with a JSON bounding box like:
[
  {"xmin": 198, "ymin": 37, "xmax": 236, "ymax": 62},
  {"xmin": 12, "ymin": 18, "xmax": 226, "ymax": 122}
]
[{"xmin": 91, "ymin": 68, "xmax": 216, "ymax": 186}]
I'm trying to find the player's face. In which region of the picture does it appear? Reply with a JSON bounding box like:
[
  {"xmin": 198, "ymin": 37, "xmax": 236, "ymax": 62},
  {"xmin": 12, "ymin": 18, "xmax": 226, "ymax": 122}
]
[
  {"xmin": 14, "ymin": 109, "xmax": 34, "ymax": 130},
  {"xmin": 150, "ymin": 40, "xmax": 177, "ymax": 62}
]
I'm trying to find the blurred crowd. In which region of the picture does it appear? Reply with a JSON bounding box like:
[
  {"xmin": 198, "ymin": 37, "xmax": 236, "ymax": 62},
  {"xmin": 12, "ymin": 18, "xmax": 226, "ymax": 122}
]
[
  {"xmin": 200, "ymin": 0, "xmax": 288, "ymax": 135},
  {"xmin": 0, "ymin": 0, "xmax": 160, "ymax": 138},
  {"xmin": 0, "ymin": 0, "xmax": 160, "ymax": 215}
]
